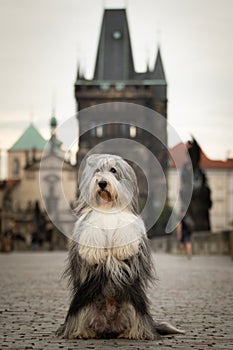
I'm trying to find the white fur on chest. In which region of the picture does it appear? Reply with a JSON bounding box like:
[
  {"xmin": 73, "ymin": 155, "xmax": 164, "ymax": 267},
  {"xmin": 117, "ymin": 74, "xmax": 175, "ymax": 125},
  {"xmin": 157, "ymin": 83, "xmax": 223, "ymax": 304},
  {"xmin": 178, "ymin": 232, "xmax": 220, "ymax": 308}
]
[{"xmin": 73, "ymin": 210, "xmax": 146, "ymax": 264}]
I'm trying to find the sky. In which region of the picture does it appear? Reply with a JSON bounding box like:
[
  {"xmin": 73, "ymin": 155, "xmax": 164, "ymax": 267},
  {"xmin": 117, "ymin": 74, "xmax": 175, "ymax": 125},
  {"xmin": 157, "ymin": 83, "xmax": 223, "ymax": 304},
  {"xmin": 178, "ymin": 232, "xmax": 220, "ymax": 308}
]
[{"xmin": 0, "ymin": 0, "xmax": 233, "ymax": 177}]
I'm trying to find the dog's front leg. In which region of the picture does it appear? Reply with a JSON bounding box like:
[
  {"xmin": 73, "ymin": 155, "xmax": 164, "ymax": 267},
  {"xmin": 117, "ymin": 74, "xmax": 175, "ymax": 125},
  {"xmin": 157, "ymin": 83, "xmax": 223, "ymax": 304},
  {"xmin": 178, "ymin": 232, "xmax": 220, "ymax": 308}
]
[{"xmin": 57, "ymin": 265, "xmax": 106, "ymax": 339}]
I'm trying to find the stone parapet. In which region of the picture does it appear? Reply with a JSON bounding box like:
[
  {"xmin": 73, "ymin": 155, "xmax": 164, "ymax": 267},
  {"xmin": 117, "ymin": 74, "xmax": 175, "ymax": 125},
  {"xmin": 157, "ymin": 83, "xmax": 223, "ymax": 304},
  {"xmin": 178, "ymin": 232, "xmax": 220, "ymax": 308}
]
[{"xmin": 151, "ymin": 231, "xmax": 233, "ymax": 257}]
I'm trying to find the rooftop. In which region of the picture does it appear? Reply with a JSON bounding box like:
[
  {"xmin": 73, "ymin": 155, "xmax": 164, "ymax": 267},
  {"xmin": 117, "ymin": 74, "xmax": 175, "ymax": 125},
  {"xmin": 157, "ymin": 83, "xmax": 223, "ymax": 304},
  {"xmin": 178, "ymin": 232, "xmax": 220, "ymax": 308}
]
[
  {"xmin": 170, "ymin": 143, "xmax": 233, "ymax": 170},
  {"xmin": 9, "ymin": 123, "xmax": 47, "ymax": 151}
]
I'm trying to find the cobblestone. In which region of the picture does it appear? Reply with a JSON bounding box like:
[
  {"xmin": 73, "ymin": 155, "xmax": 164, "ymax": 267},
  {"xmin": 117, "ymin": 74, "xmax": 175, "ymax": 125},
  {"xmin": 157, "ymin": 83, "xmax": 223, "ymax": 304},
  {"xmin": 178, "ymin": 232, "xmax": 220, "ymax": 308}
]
[{"xmin": 0, "ymin": 252, "xmax": 232, "ymax": 349}]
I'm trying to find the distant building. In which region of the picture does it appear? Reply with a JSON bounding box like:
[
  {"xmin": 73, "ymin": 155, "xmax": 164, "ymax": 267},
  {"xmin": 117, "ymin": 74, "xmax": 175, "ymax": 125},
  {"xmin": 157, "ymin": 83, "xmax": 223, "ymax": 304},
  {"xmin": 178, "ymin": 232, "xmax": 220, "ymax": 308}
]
[
  {"xmin": 8, "ymin": 123, "xmax": 47, "ymax": 180},
  {"xmin": 200, "ymin": 151, "xmax": 233, "ymax": 232},
  {"xmin": 168, "ymin": 143, "xmax": 233, "ymax": 232},
  {"xmin": 0, "ymin": 117, "xmax": 76, "ymax": 247},
  {"xmin": 75, "ymin": 8, "xmax": 168, "ymax": 233}
]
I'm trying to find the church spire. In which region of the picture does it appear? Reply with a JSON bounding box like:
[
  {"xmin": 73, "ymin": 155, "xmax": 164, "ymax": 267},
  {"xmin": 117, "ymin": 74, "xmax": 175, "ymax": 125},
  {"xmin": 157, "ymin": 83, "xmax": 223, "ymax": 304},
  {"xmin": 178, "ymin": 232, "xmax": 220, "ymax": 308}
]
[
  {"xmin": 49, "ymin": 111, "xmax": 62, "ymax": 151},
  {"xmin": 94, "ymin": 9, "xmax": 135, "ymax": 80},
  {"xmin": 76, "ymin": 61, "xmax": 86, "ymax": 80},
  {"xmin": 152, "ymin": 47, "xmax": 166, "ymax": 81},
  {"xmin": 50, "ymin": 111, "xmax": 57, "ymax": 138}
]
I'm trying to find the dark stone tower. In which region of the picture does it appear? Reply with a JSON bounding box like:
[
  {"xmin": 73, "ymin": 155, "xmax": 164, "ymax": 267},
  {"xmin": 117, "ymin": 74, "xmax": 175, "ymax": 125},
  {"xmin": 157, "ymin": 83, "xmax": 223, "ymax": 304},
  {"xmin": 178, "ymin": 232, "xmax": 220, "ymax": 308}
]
[{"xmin": 75, "ymin": 8, "xmax": 168, "ymax": 235}]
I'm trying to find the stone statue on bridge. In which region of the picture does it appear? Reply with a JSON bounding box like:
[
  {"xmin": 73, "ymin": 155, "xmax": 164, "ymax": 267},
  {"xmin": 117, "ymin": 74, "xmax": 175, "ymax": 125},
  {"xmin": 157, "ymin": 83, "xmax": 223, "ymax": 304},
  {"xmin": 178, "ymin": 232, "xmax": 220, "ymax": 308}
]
[{"xmin": 180, "ymin": 138, "xmax": 212, "ymax": 231}]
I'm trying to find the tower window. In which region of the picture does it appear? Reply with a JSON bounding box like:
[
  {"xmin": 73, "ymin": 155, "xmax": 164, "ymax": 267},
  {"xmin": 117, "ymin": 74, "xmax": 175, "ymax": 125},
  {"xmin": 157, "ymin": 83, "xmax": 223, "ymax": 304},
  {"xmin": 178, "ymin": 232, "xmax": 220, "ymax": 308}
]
[
  {"xmin": 100, "ymin": 83, "xmax": 110, "ymax": 91},
  {"xmin": 90, "ymin": 123, "xmax": 104, "ymax": 137},
  {"xmin": 90, "ymin": 123, "xmax": 96, "ymax": 137},
  {"xmin": 120, "ymin": 124, "xmax": 128, "ymax": 136},
  {"xmin": 13, "ymin": 158, "xmax": 20, "ymax": 176},
  {"xmin": 96, "ymin": 126, "xmax": 103, "ymax": 137},
  {"xmin": 130, "ymin": 126, "xmax": 137, "ymax": 138},
  {"xmin": 115, "ymin": 82, "xmax": 125, "ymax": 91}
]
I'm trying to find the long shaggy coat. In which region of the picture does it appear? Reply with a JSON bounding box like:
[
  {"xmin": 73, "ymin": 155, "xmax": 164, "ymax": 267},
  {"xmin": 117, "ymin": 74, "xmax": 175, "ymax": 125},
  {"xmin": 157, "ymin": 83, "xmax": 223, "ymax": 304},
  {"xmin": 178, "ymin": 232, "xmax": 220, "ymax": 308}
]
[{"xmin": 56, "ymin": 154, "xmax": 184, "ymax": 339}]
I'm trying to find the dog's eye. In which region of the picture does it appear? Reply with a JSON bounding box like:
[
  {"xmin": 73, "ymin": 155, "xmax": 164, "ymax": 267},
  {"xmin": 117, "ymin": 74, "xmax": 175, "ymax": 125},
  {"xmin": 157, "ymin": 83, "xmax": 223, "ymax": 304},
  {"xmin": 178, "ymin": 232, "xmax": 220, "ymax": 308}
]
[
  {"xmin": 110, "ymin": 167, "xmax": 117, "ymax": 174},
  {"xmin": 96, "ymin": 169, "xmax": 100, "ymax": 173}
]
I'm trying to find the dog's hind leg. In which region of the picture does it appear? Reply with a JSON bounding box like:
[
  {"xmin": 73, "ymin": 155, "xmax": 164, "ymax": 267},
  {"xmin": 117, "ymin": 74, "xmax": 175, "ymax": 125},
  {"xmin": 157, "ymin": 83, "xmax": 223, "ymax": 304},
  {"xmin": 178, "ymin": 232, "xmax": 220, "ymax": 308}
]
[{"xmin": 56, "ymin": 307, "xmax": 99, "ymax": 339}]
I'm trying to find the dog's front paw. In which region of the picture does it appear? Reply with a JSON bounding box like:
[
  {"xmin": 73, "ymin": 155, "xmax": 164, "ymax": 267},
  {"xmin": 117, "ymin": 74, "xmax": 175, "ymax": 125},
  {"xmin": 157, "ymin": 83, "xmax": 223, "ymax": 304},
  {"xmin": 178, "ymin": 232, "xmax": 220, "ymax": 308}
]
[
  {"xmin": 74, "ymin": 328, "xmax": 98, "ymax": 339},
  {"xmin": 55, "ymin": 324, "xmax": 66, "ymax": 338}
]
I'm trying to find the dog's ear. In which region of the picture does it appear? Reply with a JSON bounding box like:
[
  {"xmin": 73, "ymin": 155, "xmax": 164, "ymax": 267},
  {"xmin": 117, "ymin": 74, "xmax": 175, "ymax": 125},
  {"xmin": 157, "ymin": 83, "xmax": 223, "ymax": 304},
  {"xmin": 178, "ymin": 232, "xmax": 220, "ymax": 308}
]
[
  {"xmin": 78, "ymin": 154, "xmax": 101, "ymax": 183},
  {"xmin": 121, "ymin": 159, "xmax": 137, "ymax": 180},
  {"xmin": 86, "ymin": 154, "xmax": 102, "ymax": 167},
  {"xmin": 115, "ymin": 158, "xmax": 139, "ymax": 214}
]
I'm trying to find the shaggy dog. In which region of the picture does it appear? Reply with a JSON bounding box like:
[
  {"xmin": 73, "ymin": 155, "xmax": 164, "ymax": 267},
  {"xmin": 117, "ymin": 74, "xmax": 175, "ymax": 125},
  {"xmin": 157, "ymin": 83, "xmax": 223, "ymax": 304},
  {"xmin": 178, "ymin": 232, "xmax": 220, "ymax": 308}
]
[{"xmin": 56, "ymin": 154, "xmax": 184, "ymax": 340}]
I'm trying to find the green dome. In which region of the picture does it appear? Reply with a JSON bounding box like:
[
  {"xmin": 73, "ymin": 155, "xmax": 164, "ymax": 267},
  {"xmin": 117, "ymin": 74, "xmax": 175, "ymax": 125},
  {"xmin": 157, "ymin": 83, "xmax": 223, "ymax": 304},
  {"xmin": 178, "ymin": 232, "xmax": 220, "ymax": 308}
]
[{"xmin": 50, "ymin": 116, "xmax": 57, "ymax": 128}]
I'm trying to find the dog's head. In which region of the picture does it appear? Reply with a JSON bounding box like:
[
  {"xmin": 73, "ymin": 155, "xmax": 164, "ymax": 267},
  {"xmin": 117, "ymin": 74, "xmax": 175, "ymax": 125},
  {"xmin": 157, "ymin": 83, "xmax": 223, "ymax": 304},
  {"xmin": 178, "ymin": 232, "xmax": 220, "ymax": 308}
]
[{"xmin": 78, "ymin": 154, "xmax": 139, "ymax": 213}]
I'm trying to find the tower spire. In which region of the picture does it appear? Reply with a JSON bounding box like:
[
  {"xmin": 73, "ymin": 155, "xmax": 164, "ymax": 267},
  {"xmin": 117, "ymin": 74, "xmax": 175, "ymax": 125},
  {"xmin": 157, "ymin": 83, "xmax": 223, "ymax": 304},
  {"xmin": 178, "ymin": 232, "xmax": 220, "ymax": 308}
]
[
  {"xmin": 76, "ymin": 62, "xmax": 81, "ymax": 80},
  {"xmin": 94, "ymin": 9, "xmax": 135, "ymax": 80},
  {"xmin": 152, "ymin": 47, "xmax": 166, "ymax": 81},
  {"xmin": 146, "ymin": 60, "xmax": 150, "ymax": 72}
]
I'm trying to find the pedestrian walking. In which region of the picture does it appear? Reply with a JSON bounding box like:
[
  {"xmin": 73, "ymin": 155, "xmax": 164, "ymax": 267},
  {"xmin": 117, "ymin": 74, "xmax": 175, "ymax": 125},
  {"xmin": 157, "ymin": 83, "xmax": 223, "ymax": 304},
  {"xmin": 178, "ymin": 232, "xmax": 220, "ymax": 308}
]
[{"xmin": 177, "ymin": 212, "xmax": 194, "ymax": 259}]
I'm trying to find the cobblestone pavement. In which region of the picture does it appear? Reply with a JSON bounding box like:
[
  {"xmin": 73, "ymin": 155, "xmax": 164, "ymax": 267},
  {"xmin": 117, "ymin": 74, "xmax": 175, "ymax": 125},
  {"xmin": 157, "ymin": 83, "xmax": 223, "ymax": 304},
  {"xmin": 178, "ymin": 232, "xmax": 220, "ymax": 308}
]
[{"xmin": 0, "ymin": 252, "xmax": 232, "ymax": 350}]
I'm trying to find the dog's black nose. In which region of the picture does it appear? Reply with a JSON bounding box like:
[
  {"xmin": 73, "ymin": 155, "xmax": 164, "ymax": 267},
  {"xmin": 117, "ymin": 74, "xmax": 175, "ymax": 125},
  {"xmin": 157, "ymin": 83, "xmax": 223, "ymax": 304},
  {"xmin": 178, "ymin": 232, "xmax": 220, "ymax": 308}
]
[{"xmin": 98, "ymin": 180, "xmax": 107, "ymax": 189}]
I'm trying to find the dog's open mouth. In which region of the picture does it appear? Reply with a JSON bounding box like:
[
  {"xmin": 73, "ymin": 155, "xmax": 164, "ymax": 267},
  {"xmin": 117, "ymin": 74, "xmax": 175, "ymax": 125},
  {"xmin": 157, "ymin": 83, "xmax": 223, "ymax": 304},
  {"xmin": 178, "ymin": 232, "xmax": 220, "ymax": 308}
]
[{"xmin": 97, "ymin": 189, "xmax": 112, "ymax": 202}]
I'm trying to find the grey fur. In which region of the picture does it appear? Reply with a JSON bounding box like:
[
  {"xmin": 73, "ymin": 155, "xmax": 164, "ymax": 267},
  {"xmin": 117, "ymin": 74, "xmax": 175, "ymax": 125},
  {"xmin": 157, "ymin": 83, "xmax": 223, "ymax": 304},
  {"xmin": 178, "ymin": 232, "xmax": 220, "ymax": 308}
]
[{"xmin": 56, "ymin": 154, "xmax": 184, "ymax": 339}]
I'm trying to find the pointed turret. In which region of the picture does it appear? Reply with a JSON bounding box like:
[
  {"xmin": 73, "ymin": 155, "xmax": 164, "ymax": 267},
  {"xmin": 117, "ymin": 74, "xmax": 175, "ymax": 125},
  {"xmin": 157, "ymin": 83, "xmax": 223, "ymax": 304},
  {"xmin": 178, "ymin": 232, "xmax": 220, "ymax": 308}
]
[
  {"xmin": 76, "ymin": 62, "xmax": 81, "ymax": 80},
  {"xmin": 76, "ymin": 61, "xmax": 86, "ymax": 81},
  {"xmin": 152, "ymin": 47, "xmax": 166, "ymax": 82},
  {"xmin": 146, "ymin": 58, "xmax": 150, "ymax": 73},
  {"xmin": 49, "ymin": 112, "xmax": 62, "ymax": 151},
  {"xmin": 50, "ymin": 113, "xmax": 57, "ymax": 136},
  {"xmin": 94, "ymin": 9, "xmax": 135, "ymax": 80}
]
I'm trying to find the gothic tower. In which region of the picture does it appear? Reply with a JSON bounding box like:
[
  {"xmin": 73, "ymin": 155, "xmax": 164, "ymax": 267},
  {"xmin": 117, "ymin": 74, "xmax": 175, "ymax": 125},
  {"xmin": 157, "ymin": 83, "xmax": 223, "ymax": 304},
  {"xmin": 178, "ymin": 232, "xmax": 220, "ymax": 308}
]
[{"xmin": 74, "ymin": 8, "xmax": 168, "ymax": 234}]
